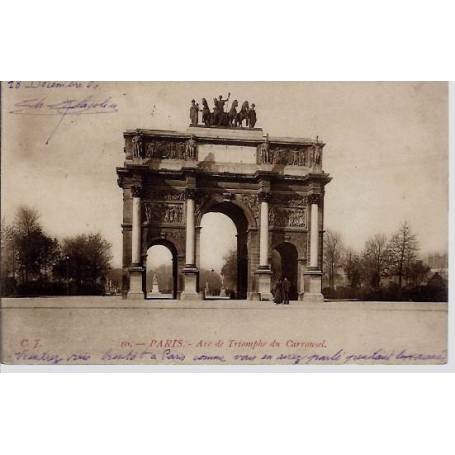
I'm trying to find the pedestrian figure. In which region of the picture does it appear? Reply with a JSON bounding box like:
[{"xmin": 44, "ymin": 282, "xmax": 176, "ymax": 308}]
[
  {"xmin": 274, "ymin": 277, "xmax": 283, "ymax": 304},
  {"xmin": 282, "ymin": 277, "xmax": 291, "ymax": 304}
]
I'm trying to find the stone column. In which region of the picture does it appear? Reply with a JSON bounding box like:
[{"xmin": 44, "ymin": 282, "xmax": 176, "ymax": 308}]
[
  {"xmin": 185, "ymin": 196, "xmax": 195, "ymax": 265},
  {"xmin": 255, "ymin": 190, "xmax": 273, "ymax": 300},
  {"xmin": 127, "ymin": 184, "xmax": 145, "ymax": 299},
  {"xmin": 181, "ymin": 188, "xmax": 200, "ymax": 300},
  {"xmin": 259, "ymin": 194, "xmax": 269, "ymax": 267},
  {"xmin": 303, "ymin": 193, "xmax": 324, "ymax": 302},
  {"xmin": 310, "ymin": 200, "xmax": 319, "ymax": 268}
]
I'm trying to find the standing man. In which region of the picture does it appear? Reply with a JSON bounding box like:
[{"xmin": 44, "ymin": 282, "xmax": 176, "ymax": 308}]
[
  {"xmin": 274, "ymin": 277, "xmax": 283, "ymax": 305},
  {"xmin": 282, "ymin": 276, "xmax": 291, "ymax": 305}
]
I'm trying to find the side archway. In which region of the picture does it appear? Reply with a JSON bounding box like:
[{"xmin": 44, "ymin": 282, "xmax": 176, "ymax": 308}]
[
  {"xmin": 144, "ymin": 238, "xmax": 178, "ymax": 299},
  {"xmin": 272, "ymin": 242, "xmax": 299, "ymax": 300}
]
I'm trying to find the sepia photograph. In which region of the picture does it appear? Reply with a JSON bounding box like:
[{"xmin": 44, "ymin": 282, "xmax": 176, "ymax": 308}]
[{"xmin": 0, "ymin": 81, "xmax": 449, "ymax": 366}]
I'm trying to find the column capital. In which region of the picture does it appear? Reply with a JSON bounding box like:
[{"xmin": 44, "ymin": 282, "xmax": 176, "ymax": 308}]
[
  {"xmin": 258, "ymin": 190, "xmax": 272, "ymax": 203},
  {"xmin": 130, "ymin": 184, "xmax": 143, "ymax": 198},
  {"xmin": 308, "ymin": 193, "xmax": 321, "ymax": 206},
  {"xmin": 185, "ymin": 188, "xmax": 197, "ymax": 200}
]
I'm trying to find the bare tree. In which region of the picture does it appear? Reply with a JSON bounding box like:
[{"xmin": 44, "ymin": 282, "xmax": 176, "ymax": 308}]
[
  {"xmin": 343, "ymin": 248, "xmax": 362, "ymax": 288},
  {"xmin": 323, "ymin": 230, "xmax": 344, "ymax": 290},
  {"xmin": 388, "ymin": 221, "xmax": 418, "ymax": 289},
  {"xmin": 362, "ymin": 234, "xmax": 390, "ymax": 288}
]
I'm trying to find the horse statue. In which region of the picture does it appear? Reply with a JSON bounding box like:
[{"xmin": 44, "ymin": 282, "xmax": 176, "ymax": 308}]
[
  {"xmin": 228, "ymin": 100, "xmax": 239, "ymax": 126},
  {"xmin": 235, "ymin": 101, "xmax": 250, "ymax": 127}
]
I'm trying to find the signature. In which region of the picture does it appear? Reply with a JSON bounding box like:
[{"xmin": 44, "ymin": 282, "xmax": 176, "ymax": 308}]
[{"xmin": 10, "ymin": 95, "xmax": 119, "ymax": 116}]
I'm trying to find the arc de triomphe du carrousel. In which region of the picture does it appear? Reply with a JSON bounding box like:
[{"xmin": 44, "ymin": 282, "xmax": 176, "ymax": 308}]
[{"xmin": 116, "ymin": 98, "xmax": 331, "ymax": 301}]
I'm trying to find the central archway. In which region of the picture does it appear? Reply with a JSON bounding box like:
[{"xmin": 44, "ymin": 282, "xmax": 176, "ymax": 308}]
[{"xmin": 199, "ymin": 201, "xmax": 249, "ymax": 299}]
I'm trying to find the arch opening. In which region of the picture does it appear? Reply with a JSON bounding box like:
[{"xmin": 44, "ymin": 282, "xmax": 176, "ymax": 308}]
[
  {"xmin": 272, "ymin": 242, "xmax": 298, "ymax": 300},
  {"xmin": 145, "ymin": 241, "xmax": 178, "ymax": 299},
  {"xmin": 199, "ymin": 201, "xmax": 249, "ymax": 300}
]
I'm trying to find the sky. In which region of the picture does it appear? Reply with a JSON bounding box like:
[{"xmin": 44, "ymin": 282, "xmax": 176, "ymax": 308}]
[{"xmin": 1, "ymin": 82, "xmax": 448, "ymax": 269}]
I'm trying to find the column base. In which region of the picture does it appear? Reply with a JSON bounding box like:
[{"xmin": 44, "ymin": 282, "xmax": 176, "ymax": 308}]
[
  {"xmin": 127, "ymin": 266, "xmax": 145, "ymax": 300},
  {"xmin": 303, "ymin": 269, "xmax": 324, "ymax": 303},
  {"xmin": 181, "ymin": 265, "xmax": 201, "ymax": 300},
  {"xmin": 256, "ymin": 267, "xmax": 273, "ymax": 301},
  {"xmin": 248, "ymin": 292, "xmax": 261, "ymax": 301},
  {"xmin": 302, "ymin": 293, "xmax": 324, "ymax": 303}
]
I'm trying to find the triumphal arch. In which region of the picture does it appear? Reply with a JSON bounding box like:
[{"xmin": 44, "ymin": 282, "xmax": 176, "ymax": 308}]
[{"xmin": 117, "ymin": 101, "xmax": 331, "ymax": 301}]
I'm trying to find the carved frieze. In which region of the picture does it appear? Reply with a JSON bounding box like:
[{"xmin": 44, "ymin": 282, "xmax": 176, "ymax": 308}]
[
  {"xmin": 272, "ymin": 193, "xmax": 307, "ymax": 207},
  {"xmin": 140, "ymin": 138, "xmax": 198, "ymax": 161},
  {"xmin": 269, "ymin": 207, "xmax": 307, "ymax": 228},
  {"xmin": 148, "ymin": 191, "xmax": 185, "ymax": 202},
  {"xmin": 257, "ymin": 142, "xmax": 323, "ymax": 168},
  {"xmin": 143, "ymin": 202, "xmax": 183, "ymax": 225}
]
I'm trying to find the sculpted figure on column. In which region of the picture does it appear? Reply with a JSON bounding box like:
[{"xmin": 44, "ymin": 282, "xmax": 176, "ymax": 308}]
[
  {"xmin": 132, "ymin": 134, "xmax": 143, "ymax": 159},
  {"xmin": 312, "ymin": 144, "xmax": 322, "ymax": 170},
  {"xmin": 185, "ymin": 136, "xmax": 197, "ymax": 160}
]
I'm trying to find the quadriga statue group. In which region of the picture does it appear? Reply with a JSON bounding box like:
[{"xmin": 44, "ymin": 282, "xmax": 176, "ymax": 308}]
[{"xmin": 190, "ymin": 93, "xmax": 257, "ymax": 128}]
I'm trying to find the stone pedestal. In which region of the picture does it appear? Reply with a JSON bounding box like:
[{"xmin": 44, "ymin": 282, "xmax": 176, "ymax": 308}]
[
  {"xmin": 181, "ymin": 266, "xmax": 200, "ymax": 300},
  {"xmin": 303, "ymin": 269, "xmax": 324, "ymax": 302},
  {"xmin": 127, "ymin": 266, "xmax": 145, "ymax": 299},
  {"xmin": 256, "ymin": 267, "xmax": 273, "ymax": 301}
]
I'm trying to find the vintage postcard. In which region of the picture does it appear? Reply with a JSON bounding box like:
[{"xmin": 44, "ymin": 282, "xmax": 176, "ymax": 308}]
[{"xmin": 0, "ymin": 81, "xmax": 448, "ymax": 366}]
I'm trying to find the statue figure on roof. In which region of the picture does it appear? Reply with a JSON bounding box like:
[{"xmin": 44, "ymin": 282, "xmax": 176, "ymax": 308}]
[
  {"xmin": 189, "ymin": 99, "xmax": 199, "ymax": 126},
  {"xmin": 236, "ymin": 101, "xmax": 250, "ymax": 127},
  {"xmin": 201, "ymin": 98, "xmax": 211, "ymax": 126},
  {"xmin": 213, "ymin": 93, "xmax": 230, "ymax": 126},
  {"xmin": 248, "ymin": 103, "xmax": 257, "ymax": 128},
  {"xmin": 228, "ymin": 100, "xmax": 239, "ymax": 126}
]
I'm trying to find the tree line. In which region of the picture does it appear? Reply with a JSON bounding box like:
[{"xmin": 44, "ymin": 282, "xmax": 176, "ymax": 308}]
[
  {"xmin": 1, "ymin": 206, "xmax": 112, "ymax": 296},
  {"xmin": 323, "ymin": 222, "xmax": 447, "ymax": 301}
]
